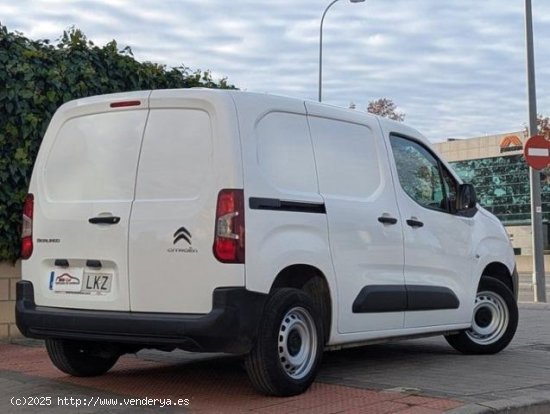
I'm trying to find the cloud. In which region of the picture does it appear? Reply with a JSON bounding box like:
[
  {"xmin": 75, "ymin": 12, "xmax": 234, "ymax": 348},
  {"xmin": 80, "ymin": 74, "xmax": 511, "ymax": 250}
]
[{"xmin": 2, "ymin": 0, "xmax": 550, "ymax": 140}]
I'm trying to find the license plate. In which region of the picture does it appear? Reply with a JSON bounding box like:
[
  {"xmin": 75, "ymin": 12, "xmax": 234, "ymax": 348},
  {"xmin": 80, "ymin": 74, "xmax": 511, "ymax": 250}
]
[{"xmin": 81, "ymin": 272, "xmax": 113, "ymax": 294}]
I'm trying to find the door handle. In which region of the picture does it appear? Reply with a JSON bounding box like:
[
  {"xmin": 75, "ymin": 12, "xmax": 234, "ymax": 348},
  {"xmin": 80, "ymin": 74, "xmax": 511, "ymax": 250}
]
[
  {"xmin": 89, "ymin": 216, "xmax": 120, "ymax": 225},
  {"xmin": 406, "ymin": 218, "xmax": 424, "ymax": 228},
  {"xmin": 378, "ymin": 216, "xmax": 398, "ymax": 225}
]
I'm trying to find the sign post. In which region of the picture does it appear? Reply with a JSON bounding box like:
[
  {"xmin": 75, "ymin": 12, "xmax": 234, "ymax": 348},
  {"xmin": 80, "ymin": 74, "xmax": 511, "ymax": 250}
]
[{"xmin": 525, "ymin": 0, "xmax": 546, "ymax": 302}]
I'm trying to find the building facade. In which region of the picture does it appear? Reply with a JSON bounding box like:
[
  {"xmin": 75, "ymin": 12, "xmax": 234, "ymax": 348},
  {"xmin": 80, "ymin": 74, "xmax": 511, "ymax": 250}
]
[{"xmin": 433, "ymin": 130, "xmax": 550, "ymax": 256}]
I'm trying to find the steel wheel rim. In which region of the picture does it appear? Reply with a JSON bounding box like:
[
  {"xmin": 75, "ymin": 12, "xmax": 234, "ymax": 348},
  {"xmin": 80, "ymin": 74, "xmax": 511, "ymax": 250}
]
[
  {"xmin": 466, "ymin": 290, "xmax": 509, "ymax": 345},
  {"xmin": 277, "ymin": 306, "xmax": 318, "ymax": 380}
]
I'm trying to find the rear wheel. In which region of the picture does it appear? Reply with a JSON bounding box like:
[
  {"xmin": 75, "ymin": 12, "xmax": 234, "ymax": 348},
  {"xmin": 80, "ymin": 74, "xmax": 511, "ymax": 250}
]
[
  {"xmin": 245, "ymin": 288, "xmax": 323, "ymax": 396},
  {"xmin": 445, "ymin": 277, "xmax": 518, "ymax": 354},
  {"xmin": 45, "ymin": 339, "xmax": 120, "ymax": 377}
]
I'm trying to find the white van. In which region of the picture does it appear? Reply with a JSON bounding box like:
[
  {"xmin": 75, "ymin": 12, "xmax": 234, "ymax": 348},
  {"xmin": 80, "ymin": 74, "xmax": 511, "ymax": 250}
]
[{"xmin": 17, "ymin": 89, "xmax": 518, "ymax": 396}]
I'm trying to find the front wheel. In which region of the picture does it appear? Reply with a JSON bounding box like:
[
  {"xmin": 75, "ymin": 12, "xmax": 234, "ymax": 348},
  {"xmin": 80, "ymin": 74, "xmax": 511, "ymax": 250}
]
[
  {"xmin": 245, "ymin": 288, "xmax": 324, "ymax": 396},
  {"xmin": 445, "ymin": 277, "xmax": 518, "ymax": 354},
  {"xmin": 45, "ymin": 339, "xmax": 120, "ymax": 377}
]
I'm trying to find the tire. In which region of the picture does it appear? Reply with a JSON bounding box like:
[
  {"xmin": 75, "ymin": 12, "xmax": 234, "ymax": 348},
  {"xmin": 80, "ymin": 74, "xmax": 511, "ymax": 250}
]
[
  {"xmin": 445, "ymin": 277, "xmax": 518, "ymax": 354},
  {"xmin": 245, "ymin": 288, "xmax": 324, "ymax": 396},
  {"xmin": 45, "ymin": 339, "xmax": 120, "ymax": 377}
]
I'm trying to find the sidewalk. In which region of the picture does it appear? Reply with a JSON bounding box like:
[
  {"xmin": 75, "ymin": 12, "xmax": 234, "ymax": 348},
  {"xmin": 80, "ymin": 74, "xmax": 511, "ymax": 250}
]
[
  {"xmin": 319, "ymin": 302, "xmax": 550, "ymax": 413},
  {"xmin": 518, "ymin": 272, "xmax": 550, "ymax": 302},
  {"xmin": 1, "ymin": 303, "xmax": 549, "ymax": 413}
]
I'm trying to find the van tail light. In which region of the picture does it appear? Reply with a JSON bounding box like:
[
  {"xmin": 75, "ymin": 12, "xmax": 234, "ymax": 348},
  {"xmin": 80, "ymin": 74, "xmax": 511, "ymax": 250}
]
[
  {"xmin": 21, "ymin": 194, "xmax": 34, "ymax": 260},
  {"xmin": 213, "ymin": 189, "xmax": 245, "ymax": 263}
]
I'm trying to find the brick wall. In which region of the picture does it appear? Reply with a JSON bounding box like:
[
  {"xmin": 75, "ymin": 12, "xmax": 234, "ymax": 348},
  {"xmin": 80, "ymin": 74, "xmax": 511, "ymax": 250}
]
[{"xmin": 0, "ymin": 262, "xmax": 21, "ymax": 340}]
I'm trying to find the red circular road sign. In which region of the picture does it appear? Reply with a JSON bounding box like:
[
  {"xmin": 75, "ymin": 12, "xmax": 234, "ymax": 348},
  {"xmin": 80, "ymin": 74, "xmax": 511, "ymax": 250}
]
[{"xmin": 524, "ymin": 135, "xmax": 550, "ymax": 170}]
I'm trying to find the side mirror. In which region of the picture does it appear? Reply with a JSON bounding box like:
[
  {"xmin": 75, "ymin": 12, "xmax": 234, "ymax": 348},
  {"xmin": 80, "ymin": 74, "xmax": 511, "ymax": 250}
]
[{"xmin": 457, "ymin": 183, "xmax": 477, "ymax": 211}]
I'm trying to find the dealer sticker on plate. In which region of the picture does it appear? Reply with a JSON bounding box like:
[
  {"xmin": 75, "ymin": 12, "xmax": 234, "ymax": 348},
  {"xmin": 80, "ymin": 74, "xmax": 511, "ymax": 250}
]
[
  {"xmin": 50, "ymin": 269, "xmax": 113, "ymax": 294},
  {"xmin": 50, "ymin": 268, "xmax": 83, "ymax": 292}
]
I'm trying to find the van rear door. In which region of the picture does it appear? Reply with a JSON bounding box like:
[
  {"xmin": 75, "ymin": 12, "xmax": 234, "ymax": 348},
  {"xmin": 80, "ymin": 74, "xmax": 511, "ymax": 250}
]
[
  {"xmin": 128, "ymin": 90, "xmax": 244, "ymax": 314},
  {"xmin": 25, "ymin": 92, "xmax": 150, "ymax": 311}
]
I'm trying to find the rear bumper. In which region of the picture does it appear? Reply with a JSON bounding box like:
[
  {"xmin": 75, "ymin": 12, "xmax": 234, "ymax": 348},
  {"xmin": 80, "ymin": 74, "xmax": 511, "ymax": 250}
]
[{"xmin": 16, "ymin": 281, "xmax": 267, "ymax": 354}]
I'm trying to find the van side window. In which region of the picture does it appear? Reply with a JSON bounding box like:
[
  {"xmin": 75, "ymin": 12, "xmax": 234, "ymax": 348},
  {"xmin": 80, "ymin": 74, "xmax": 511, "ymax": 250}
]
[
  {"xmin": 308, "ymin": 117, "xmax": 381, "ymax": 198},
  {"xmin": 390, "ymin": 135, "xmax": 449, "ymax": 212},
  {"xmin": 256, "ymin": 112, "xmax": 318, "ymax": 194}
]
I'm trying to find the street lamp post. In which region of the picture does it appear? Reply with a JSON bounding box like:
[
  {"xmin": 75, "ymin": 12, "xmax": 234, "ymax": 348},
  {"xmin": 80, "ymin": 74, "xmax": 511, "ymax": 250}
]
[
  {"xmin": 525, "ymin": 0, "xmax": 546, "ymax": 302},
  {"xmin": 318, "ymin": 0, "xmax": 365, "ymax": 102}
]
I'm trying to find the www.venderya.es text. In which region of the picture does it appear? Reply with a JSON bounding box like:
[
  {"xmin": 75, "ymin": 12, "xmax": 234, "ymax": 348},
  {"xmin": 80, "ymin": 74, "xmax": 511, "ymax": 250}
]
[{"xmin": 10, "ymin": 396, "xmax": 190, "ymax": 408}]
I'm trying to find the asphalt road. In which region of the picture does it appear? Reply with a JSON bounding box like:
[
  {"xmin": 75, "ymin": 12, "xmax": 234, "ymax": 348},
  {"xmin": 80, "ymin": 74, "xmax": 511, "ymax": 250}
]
[{"xmin": 319, "ymin": 303, "xmax": 550, "ymax": 408}]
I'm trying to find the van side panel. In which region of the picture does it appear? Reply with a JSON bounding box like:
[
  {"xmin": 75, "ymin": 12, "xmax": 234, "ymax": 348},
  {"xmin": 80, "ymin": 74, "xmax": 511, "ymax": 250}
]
[
  {"xmin": 305, "ymin": 103, "xmax": 405, "ymax": 334},
  {"xmin": 128, "ymin": 91, "xmax": 244, "ymax": 314},
  {"xmin": 231, "ymin": 94, "xmax": 337, "ymax": 324}
]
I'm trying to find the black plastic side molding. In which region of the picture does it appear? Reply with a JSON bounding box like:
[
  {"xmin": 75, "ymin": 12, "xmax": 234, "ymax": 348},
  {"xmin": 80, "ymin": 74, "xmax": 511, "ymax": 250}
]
[
  {"xmin": 352, "ymin": 285, "xmax": 460, "ymax": 313},
  {"xmin": 407, "ymin": 285, "xmax": 460, "ymax": 311},
  {"xmin": 249, "ymin": 197, "xmax": 326, "ymax": 214},
  {"xmin": 352, "ymin": 285, "xmax": 407, "ymax": 313}
]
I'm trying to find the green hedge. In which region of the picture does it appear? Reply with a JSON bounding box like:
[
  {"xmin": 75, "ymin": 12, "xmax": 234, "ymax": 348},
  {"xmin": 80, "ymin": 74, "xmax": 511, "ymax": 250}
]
[{"xmin": 0, "ymin": 25, "xmax": 235, "ymax": 262}]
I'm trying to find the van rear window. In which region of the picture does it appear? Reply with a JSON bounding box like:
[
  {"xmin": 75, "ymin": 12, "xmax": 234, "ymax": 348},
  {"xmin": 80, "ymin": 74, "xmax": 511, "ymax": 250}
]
[
  {"xmin": 134, "ymin": 109, "xmax": 213, "ymax": 200},
  {"xmin": 44, "ymin": 110, "xmax": 148, "ymax": 201}
]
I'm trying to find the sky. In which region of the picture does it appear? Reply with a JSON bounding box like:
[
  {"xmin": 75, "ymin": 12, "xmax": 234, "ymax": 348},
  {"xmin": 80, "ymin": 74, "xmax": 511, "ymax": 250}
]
[{"xmin": 1, "ymin": 0, "xmax": 549, "ymax": 142}]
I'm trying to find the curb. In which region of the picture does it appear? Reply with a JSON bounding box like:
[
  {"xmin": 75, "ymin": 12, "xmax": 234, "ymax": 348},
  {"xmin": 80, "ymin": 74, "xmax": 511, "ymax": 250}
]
[{"xmin": 448, "ymin": 390, "xmax": 550, "ymax": 413}]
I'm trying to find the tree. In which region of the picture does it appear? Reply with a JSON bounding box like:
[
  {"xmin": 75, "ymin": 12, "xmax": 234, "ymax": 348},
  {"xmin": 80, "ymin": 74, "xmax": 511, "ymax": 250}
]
[
  {"xmin": 523, "ymin": 115, "xmax": 550, "ymax": 139},
  {"xmin": 531, "ymin": 115, "xmax": 550, "ymax": 185},
  {"xmin": 538, "ymin": 114, "xmax": 550, "ymax": 138},
  {"xmin": 367, "ymin": 98, "xmax": 405, "ymax": 121},
  {"xmin": 0, "ymin": 24, "xmax": 235, "ymax": 261}
]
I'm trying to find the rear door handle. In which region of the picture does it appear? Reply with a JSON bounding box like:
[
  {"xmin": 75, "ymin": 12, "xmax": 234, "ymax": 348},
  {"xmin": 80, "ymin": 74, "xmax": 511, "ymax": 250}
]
[
  {"xmin": 378, "ymin": 216, "xmax": 398, "ymax": 225},
  {"xmin": 406, "ymin": 218, "xmax": 424, "ymax": 228},
  {"xmin": 89, "ymin": 216, "xmax": 120, "ymax": 225}
]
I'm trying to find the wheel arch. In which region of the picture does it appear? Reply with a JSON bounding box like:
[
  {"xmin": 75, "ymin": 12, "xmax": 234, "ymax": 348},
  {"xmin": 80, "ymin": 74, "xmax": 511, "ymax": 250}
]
[
  {"xmin": 480, "ymin": 261, "xmax": 515, "ymax": 296},
  {"xmin": 270, "ymin": 264, "xmax": 333, "ymax": 344}
]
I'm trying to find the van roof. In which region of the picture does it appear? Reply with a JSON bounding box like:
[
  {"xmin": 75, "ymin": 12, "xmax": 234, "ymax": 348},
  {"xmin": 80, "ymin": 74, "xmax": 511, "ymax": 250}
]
[{"xmin": 58, "ymin": 89, "xmax": 428, "ymax": 145}]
